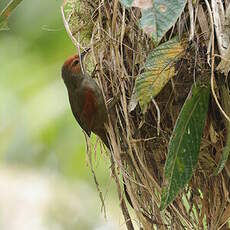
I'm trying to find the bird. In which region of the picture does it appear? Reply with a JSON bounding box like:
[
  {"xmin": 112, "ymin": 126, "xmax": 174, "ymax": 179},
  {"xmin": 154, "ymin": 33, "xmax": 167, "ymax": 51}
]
[
  {"xmin": 61, "ymin": 50, "xmax": 109, "ymax": 148},
  {"xmin": 62, "ymin": 51, "xmax": 134, "ymax": 208}
]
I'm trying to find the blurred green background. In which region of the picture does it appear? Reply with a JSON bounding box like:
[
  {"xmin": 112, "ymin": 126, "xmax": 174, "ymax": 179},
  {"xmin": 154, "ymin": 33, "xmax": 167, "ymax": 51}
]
[{"xmin": 0, "ymin": 1, "xmax": 123, "ymax": 229}]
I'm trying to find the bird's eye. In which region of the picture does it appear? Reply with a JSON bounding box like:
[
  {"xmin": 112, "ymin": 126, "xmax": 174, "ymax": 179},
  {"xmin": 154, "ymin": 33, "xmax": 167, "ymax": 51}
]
[{"xmin": 72, "ymin": 59, "xmax": 79, "ymax": 66}]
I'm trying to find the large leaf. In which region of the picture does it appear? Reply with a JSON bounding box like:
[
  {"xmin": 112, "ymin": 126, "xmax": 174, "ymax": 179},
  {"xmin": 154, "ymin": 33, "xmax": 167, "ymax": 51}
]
[
  {"xmin": 213, "ymin": 85, "xmax": 230, "ymax": 175},
  {"xmin": 160, "ymin": 84, "xmax": 210, "ymax": 210},
  {"xmin": 120, "ymin": 0, "xmax": 186, "ymax": 43},
  {"xmin": 135, "ymin": 37, "xmax": 185, "ymax": 112},
  {"xmin": 120, "ymin": 0, "xmax": 153, "ymax": 8}
]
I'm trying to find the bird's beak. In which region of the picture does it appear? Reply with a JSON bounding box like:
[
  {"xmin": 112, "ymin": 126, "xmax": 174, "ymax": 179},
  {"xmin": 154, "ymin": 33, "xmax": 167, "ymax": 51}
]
[{"xmin": 80, "ymin": 48, "xmax": 90, "ymax": 60}]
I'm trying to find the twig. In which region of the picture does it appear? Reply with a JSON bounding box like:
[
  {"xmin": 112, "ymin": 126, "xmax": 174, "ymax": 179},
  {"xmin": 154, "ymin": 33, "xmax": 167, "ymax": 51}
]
[
  {"xmin": 60, "ymin": 2, "xmax": 83, "ymax": 49},
  {"xmin": 188, "ymin": 0, "xmax": 195, "ymax": 41},
  {"xmin": 84, "ymin": 133, "xmax": 107, "ymax": 219},
  {"xmin": 61, "ymin": 2, "xmax": 90, "ymax": 74},
  {"xmin": 112, "ymin": 0, "xmax": 119, "ymax": 35},
  {"xmin": 205, "ymin": 0, "xmax": 230, "ymax": 123},
  {"xmin": 151, "ymin": 98, "xmax": 161, "ymax": 136},
  {"xmin": 211, "ymin": 0, "xmax": 228, "ymax": 56},
  {"xmin": 0, "ymin": 0, "xmax": 23, "ymax": 25},
  {"xmin": 110, "ymin": 155, "xmax": 134, "ymax": 230},
  {"xmin": 197, "ymin": 3, "xmax": 210, "ymax": 45}
]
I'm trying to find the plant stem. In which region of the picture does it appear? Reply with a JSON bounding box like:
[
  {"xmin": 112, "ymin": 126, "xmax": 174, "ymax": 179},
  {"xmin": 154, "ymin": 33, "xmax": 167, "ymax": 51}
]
[{"xmin": 0, "ymin": 0, "xmax": 23, "ymax": 25}]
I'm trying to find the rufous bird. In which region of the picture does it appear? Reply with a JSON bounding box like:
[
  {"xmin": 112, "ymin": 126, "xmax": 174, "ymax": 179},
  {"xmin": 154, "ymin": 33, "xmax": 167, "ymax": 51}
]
[
  {"xmin": 61, "ymin": 50, "xmax": 109, "ymax": 148},
  {"xmin": 62, "ymin": 51, "xmax": 133, "ymax": 208}
]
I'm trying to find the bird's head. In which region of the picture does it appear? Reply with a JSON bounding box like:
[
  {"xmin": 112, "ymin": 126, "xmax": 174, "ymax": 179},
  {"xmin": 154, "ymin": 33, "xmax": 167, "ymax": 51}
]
[{"xmin": 61, "ymin": 49, "xmax": 89, "ymax": 86}]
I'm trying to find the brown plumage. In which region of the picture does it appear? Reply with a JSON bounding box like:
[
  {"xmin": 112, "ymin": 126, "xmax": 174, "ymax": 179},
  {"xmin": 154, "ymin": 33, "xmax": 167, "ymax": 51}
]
[
  {"xmin": 62, "ymin": 52, "xmax": 133, "ymax": 208},
  {"xmin": 61, "ymin": 52, "xmax": 109, "ymax": 148}
]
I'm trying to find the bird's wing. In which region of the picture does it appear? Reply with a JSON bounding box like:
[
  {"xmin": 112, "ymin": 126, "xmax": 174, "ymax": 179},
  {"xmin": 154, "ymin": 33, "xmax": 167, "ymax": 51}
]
[{"xmin": 69, "ymin": 85, "xmax": 97, "ymax": 137}]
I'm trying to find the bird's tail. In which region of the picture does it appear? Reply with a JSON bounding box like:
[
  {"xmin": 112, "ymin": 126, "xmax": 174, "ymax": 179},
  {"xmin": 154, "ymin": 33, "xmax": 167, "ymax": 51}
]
[{"xmin": 95, "ymin": 128, "xmax": 110, "ymax": 149}]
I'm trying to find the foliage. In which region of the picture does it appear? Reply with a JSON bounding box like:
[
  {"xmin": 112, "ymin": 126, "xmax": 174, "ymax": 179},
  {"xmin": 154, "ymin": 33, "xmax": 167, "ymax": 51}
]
[
  {"xmin": 135, "ymin": 37, "xmax": 185, "ymax": 112},
  {"xmin": 161, "ymin": 83, "xmax": 210, "ymax": 210},
  {"xmin": 120, "ymin": 0, "xmax": 186, "ymax": 43},
  {"xmin": 63, "ymin": 0, "xmax": 230, "ymax": 228}
]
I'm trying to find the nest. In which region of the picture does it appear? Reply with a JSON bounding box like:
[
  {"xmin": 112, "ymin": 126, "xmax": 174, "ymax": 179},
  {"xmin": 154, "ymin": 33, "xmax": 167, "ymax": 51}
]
[{"xmin": 62, "ymin": 0, "xmax": 230, "ymax": 229}]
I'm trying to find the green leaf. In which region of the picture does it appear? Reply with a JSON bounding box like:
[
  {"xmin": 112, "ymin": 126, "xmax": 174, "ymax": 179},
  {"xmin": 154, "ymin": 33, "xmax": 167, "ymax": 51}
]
[
  {"xmin": 160, "ymin": 84, "xmax": 210, "ymax": 210},
  {"xmin": 135, "ymin": 37, "xmax": 186, "ymax": 112},
  {"xmin": 213, "ymin": 85, "xmax": 230, "ymax": 175},
  {"xmin": 119, "ymin": 0, "xmax": 186, "ymax": 43},
  {"xmin": 120, "ymin": 0, "xmax": 153, "ymax": 8},
  {"xmin": 141, "ymin": 0, "xmax": 186, "ymax": 42},
  {"xmin": 119, "ymin": 0, "xmax": 133, "ymax": 7}
]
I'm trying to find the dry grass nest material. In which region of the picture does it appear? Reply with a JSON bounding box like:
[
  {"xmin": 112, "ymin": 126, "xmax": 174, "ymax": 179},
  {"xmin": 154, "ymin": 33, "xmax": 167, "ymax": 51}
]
[{"xmin": 63, "ymin": 0, "xmax": 230, "ymax": 229}]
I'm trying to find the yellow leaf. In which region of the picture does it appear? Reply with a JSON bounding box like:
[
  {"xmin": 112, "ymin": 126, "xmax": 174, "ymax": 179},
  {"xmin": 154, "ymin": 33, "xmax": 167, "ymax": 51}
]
[{"xmin": 135, "ymin": 37, "xmax": 186, "ymax": 111}]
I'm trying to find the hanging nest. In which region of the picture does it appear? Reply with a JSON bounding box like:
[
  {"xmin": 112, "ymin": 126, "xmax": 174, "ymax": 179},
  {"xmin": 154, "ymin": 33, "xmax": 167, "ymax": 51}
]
[{"xmin": 61, "ymin": 0, "xmax": 230, "ymax": 229}]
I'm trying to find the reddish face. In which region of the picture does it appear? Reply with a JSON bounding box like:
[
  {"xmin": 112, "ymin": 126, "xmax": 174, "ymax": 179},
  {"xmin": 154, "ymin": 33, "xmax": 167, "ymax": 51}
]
[{"xmin": 62, "ymin": 54, "xmax": 81, "ymax": 76}]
